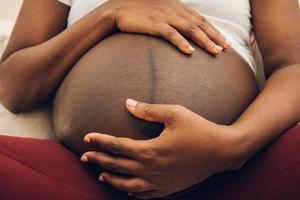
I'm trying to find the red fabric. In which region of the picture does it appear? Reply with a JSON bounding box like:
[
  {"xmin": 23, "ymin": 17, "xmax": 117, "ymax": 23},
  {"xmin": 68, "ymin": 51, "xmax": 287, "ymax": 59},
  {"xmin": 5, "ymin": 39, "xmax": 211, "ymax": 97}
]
[
  {"xmin": 0, "ymin": 135, "xmax": 133, "ymax": 200},
  {"xmin": 179, "ymin": 125, "xmax": 300, "ymax": 200},
  {"xmin": 0, "ymin": 125, "xmax": 300, "ymax": 200}
]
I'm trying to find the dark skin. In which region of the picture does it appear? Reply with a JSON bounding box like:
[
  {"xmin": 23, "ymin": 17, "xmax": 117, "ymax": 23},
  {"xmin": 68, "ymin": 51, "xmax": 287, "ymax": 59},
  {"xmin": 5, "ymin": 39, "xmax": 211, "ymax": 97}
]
[
  {"xmin": 0, "ymin": 0, "xmax": 229, "ymax": 113},
  {"xmin": 1, "ymin": 0, "xmax": 300, "ymax": 199},
  {"xmin": 52, "ymin": 32, "xmax": 258, "ymax": 155}
]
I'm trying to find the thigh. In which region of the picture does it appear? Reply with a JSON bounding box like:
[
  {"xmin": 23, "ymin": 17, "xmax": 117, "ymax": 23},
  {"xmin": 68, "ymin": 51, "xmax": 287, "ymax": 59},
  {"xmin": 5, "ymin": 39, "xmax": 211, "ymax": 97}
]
[
  {"xmin": 178, "ymin": 125, "xmax": 300, "ymax": 200},
  {"xmin": 0, "ymin": 135, "xmax": 133, "ymax": 200}
]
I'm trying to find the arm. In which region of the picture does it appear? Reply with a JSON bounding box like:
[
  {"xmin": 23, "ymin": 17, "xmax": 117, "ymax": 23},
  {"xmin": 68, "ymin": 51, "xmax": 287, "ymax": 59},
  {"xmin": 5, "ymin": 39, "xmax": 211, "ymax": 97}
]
[
  {"xmin": 77, "ymin": 2, "xmax": 300, "ymax": 199},
  {"xmin": 229, "ymin": 0, "xmax": 300, "ymax": 163},
  {"xmin": 0, "ymin": 0, "xmax": 114, "ymax": 113},
  {"xmin": 0, "ymin": 0, "xmax": 229, "ymax": 114}
]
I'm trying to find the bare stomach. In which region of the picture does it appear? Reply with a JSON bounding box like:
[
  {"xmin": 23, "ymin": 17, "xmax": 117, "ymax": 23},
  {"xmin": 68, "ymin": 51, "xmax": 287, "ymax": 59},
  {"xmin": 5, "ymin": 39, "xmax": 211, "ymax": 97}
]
[{"xmin": 52, "ymin": 33, "xmax": 258, "ymax": 155}]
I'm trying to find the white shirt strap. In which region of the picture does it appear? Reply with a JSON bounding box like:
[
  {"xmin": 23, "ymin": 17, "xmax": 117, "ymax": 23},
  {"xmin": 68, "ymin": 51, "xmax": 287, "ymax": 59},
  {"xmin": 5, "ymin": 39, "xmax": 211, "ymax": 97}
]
[{"xmin": 57, "ymin": 0, "xmax": 72, "ymax": 6}]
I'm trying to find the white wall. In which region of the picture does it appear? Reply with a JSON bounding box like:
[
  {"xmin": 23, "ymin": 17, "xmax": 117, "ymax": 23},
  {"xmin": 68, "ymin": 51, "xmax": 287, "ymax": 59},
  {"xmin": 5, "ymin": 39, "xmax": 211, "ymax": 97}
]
[
  {"xmin": 0, "ymin": 0, "xmax": 22, "ymax": 35},
  {"xmin": 0, "ymin": 0, "xmax": 22, "ymax": 20}
]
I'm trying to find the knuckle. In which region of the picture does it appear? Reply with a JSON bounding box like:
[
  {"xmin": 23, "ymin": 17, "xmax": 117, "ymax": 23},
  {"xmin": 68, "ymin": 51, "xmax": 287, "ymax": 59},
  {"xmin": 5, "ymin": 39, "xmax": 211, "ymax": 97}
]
[
  {"xmin": 198, "ymin": 17, "xmax": 210, "ymax": 29},
  {"xmin": 147, "ymin": 148, "xmax": 171, "ymax": 169},
  {"xmin": 110, "ymin": 138, "xmax": 121, "ymax": 153},
  {"xmin": 177, "ymin": 37, "xmax": 187, "ymax": 46},
  {"xmin": 156, "ymin": 7, "xmax": 168, "ymax": 16},
  {"xmin": 132, "ymin": 181, "xmax": 145, "ymax": 191},
  {"xmin": 185, "ymin": 23, "xmax": 198, "ymax": 35},
  {"xmin": 162, "ymin": 27, "xmax": 176, "ymax": 39},
  {"xmin": 115, "ymin": 14, "xmax": 127, "ymax": 30},
  {"xmin": 143, "ymin": 105, "xmax": 151, "ymax": 116},
  {"xmin": 141, "ymin": 152, "xmax": 154, "ymax": 162},
  {"xmin": 141, "ymin": 147, "xmax": 156, "ymax": 162},
  {"xmin": 205, "ymin": 41, "xmax": 214, "ymax": 50},
  {"xmin": 153, "ymin": 145, "xmax": 168, "ymax": 158},
  {"xmin": 108, "ymin": 158, "xmax": 120, "ymax": 171},
  {"xmin": 199, "ymin": 36, "xmax": 213, "ymax": 48},
  {"xmin": 143, "ymin": 105, "xmax": 155, "ymax": 119}
]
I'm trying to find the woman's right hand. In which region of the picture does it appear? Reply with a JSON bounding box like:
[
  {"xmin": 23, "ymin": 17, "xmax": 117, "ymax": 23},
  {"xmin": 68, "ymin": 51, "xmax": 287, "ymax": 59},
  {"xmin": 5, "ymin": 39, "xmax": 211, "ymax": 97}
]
[{"xmin": 103, "ymin": 0, "xmax": 231, "ymax": 55}]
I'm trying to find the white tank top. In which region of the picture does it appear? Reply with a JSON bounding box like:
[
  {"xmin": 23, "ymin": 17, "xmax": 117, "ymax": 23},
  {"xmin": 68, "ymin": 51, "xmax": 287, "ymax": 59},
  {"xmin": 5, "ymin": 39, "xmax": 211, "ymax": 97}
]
[{"xmin": 58, "ymin": 0, "xmax": 256, "ymax": 73}]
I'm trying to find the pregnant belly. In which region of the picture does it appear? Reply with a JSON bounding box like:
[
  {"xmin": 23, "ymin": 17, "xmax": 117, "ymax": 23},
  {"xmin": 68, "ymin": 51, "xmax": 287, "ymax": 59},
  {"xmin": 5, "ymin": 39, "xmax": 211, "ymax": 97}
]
[{"xmin": 52, "ymin": 33, "xmax": 258, "ymax": 155}]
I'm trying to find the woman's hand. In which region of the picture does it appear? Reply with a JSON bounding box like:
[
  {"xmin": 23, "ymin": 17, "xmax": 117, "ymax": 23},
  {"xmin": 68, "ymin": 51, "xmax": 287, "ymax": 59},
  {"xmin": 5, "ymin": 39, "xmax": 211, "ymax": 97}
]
[
  {"xmin": 81, "ymin": 99, "xmax": 244, "ymax": 199},
  {"xmin": 103, "ymin": 0, "xmax": 231, "ymax": 55}
]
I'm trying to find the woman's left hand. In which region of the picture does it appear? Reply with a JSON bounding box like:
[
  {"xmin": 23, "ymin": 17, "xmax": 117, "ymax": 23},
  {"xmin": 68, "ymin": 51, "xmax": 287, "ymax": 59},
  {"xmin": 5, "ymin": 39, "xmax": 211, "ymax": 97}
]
[{"xmin": 81, "ymin": 99, "xmax": 243, "ymax": 199}]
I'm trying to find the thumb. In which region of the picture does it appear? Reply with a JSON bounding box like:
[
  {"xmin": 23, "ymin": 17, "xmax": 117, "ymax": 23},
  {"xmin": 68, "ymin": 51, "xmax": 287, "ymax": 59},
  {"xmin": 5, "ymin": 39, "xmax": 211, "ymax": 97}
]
[{"xmin": 126, "ymin": 98, "xmax": 177, "ymax": 125}]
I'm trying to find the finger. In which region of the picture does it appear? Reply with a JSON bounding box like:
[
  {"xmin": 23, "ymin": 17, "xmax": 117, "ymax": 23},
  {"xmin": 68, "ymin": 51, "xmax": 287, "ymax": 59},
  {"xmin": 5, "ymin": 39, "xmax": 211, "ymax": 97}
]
[
  {"xmin": 184, "ymin": 7, "xmax": 231, "ymax": 48},
  {"xmin": 152, "ymin": 23, "xmax": 195, "ymax": 54},
  {"xmin": 84, "ymin": 133, "xmax": 152, "ymax": 160},
  {"xmin": 183, "ymin": 8, "xmax": 231, "ymax": 48},
  {"xmin": 100, "ymin": 172, "xmax": 155, "ymax": 193},
  {"xmin": 81, "ymin": 151, "xmax": 144, "ymax": 175},
  {"xmin": 120, "ymin": 18, "xmax": 194, "ymax": 55},
  {"xmin": 126, "ymin": 99, "xmax": 182, "ymax": 126},
  {"xmin": 169, "ymin": 16, "xmax": 222, "ymax": 54}
]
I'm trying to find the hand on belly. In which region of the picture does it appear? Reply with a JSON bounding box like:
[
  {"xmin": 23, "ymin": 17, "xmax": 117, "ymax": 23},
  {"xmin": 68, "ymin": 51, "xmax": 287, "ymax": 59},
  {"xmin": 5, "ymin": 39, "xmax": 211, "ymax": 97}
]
[
  {"xmin": 80, "ymin": 98, "xmax": 248, "ymax": 199},
  {"xmin": 52, "ymin": 32, "xmax": 258, "ymax": 155}
]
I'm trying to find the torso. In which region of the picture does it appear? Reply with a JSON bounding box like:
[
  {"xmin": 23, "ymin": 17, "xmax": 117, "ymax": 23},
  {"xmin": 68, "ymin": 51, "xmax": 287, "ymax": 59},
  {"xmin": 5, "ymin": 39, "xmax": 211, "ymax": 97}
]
[{"xmin": 52, "ymin": 33, "xmax": 258, "ymax": 155}]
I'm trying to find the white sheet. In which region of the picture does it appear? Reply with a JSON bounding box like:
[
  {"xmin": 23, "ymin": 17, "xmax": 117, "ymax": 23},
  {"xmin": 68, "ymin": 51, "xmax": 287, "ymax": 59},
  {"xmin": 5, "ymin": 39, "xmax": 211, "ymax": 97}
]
[{"xmin": 0, "ymin": 103, "xmax": 56, "ymax": 140}]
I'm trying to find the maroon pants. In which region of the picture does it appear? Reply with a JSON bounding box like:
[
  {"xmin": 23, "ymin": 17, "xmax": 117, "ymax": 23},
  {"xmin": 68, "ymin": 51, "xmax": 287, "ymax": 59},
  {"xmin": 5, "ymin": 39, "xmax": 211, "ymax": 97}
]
[{"xmin": 0, "ymin": 125, "xmax": 300, "ymax": 200}]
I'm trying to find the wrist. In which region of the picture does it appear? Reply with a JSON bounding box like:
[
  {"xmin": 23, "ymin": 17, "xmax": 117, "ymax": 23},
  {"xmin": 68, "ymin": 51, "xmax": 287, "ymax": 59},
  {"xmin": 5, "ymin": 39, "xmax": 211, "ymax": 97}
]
[
  {"xmin": 94, "ymin": 3, "xmax": 118, "ymax": 31},
  {"xmin": 218, "ymin": 124, "xmax": 252, "ymax": 171}
]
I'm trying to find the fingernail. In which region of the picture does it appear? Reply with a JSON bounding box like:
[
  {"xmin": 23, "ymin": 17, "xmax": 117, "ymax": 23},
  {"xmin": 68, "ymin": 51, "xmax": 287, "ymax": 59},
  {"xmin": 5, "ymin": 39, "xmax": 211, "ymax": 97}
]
[
  {"xmin": 99, "ymin": 175, "xmax": 104, "ymax": 182},
  {"xmin": 215, "ymin": 45, "xmax": 223, "ymax": 52},
  {"xmin": 81, "ymin": 155, "xmax": 88, "ymax": 162},
  {"xmin": 84, "ymin": 136, "xmax": 91, "ymax": 143},
  {"xmin": 126, "ymin": 98, "xmax": 138, "ymax": 107},
  {"xmin": 209, "ymin": 42, "xmax": 220, "ymax": 54},
  {"xmin": 188, "ymin": 46, "xmax": 195, "ymax": 52}
]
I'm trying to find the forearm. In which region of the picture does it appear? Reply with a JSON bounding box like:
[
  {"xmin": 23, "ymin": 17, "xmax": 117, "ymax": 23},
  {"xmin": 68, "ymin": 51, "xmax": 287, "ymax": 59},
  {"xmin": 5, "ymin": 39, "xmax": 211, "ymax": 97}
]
[
  {"xmin": 0, "ymin": 5, "xmax": 114, "ymax": 113},
  {"xmin": 230, "ymin": 64, "xmax": 300, "ymax": 164}
]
